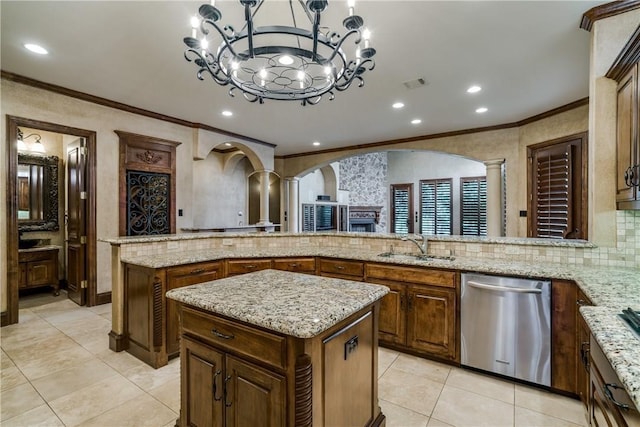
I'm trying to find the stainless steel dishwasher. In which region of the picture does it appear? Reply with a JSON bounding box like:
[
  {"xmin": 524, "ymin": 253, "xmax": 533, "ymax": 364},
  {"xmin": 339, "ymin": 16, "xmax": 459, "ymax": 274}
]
[{"xmin": 461, "ymin": 273, "xmax": 551, "ymax": 386}]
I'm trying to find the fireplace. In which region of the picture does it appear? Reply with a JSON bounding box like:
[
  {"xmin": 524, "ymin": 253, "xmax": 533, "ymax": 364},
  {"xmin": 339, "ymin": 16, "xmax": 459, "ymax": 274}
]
[{"xmin": 348, "ymin": 206, "xmax": 382, "ymax": 232}]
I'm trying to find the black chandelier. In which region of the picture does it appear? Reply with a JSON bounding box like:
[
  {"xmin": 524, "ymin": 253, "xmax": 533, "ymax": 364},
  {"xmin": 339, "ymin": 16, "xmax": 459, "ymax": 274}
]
[{"xmin": 183, "ymin": 0, "xmax": 376, "ymax": 105}]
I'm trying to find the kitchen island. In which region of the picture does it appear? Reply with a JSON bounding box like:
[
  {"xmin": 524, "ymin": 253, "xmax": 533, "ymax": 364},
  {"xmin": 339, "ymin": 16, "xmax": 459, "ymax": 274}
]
[{"xmin": 166, "ymin": 269, "xmax": 389, "ymax": 427}]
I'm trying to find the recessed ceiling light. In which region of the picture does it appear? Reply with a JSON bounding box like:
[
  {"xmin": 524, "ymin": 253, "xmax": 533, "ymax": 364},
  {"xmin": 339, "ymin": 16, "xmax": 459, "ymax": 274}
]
[
  {"xmin": 224, "ymin": 142, "xmax": 232, "ymax": 147},
  {"xmin": 312, "ymin": 141, "xmax": 321, "ymax": 146},
  {"xmin": 475, "ymin": 107, "xmax": 488, "ymax": 114},
  {"xmin": 411, "ymin": 119, "xmax": 422, "ymax": 125},
  {"xmin": 392, "ymin": 102, "xmax": 405, "ymax": 109},
  {"xmin": 24, "ymin": 43, "xmax": 48, "ymax": 55},
  {"xmin": 222, "ymin": 110, "xmax": 233, "ymax": 117},
  {"xmin": 467, "ymin": 85, "xmax": 482, "ymax": 93}
]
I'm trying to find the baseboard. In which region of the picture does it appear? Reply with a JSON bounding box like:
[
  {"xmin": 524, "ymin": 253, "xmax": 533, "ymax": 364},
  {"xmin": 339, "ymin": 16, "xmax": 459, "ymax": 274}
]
[
  {"xmin": 96, "ymin": 291, "xmax": 112, "ymax": 305},
  {"xmin": 1, "ymin": 311, "xmax": 8, "ymax": 327}
]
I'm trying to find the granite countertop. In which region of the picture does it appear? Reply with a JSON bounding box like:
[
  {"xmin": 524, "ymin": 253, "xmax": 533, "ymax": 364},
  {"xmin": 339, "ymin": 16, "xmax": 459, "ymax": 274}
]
[
  {"xmin": 165, "ymin": 269, "xmax": 389, "ymax": 339},
  {"xmin": 122, "ymin": 244, "xmax": 640, "ymax": 409}
]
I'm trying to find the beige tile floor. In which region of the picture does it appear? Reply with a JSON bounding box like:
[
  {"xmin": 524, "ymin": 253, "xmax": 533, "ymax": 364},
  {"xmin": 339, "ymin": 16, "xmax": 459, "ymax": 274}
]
[{"xmin": 1, "ymin": 293, "xmax": 588, "ymax": 427}]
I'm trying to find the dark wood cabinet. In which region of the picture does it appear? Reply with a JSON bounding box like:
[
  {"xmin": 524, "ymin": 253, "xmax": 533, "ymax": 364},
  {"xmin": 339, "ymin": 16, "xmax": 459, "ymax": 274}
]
[
  {"xmin": 365, "ymin": 263, "xmax": 458, "ymax": 362},
  {"xmin": 615, "ymin": 58, "xmax": 640, "ymax": 209},
  {"xmin": 181, "ymin": 336, "xmax": 285, "ymax": 427},
  {"xmin": 18, "ymin": 247, "xmax": 59, "ymax": 295},
  {"xmin": 177, "ymin": 302, "xmax": 382, "ymax": 427},
  {"xmin": 317, "ymin": 257, "xmax": 364, "ymax": 280},
  {"xmin": 271, "ymin": 257, "xmax": 315, "ymax": 273},
  {"xmin": 166, "ymin": 262, "xmax": 222, "ymax": 356},
  {"xmin": 551, "ymin": 279, "xmax": 578, "ymax": 394},
  {"xmin": 589, "ymin": 335, "xmax": 640, "ymax": 426},
  {"xmin": 226, "ymin": 258, "xmax": 272, "ymax": 276},
  {"xmin": 577, "ymin": 309, "xmax": 591, "ymax": 409}
]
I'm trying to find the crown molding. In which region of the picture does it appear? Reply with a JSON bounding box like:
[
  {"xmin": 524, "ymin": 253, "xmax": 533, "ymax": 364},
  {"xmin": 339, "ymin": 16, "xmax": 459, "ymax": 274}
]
[
  {"xmin": 0, "ymin": 70, "xmax": 276, "ymax": 149},
  {"xmin": 580, "ymin": 0, "xmax": 640, "ymax": 32},
  {"xmin": 605, "ymin": 24, "xmax": 640, "ymax": 81}
]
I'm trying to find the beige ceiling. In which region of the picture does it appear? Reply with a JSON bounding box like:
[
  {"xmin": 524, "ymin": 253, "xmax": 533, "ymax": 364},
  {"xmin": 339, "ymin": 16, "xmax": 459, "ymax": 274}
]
[{"xmin": 1, "ymin": 1, "xmax": 606, "ymax": 156}]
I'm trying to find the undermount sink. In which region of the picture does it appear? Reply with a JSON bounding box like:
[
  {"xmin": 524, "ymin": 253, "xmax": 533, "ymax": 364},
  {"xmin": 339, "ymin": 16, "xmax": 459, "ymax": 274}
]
[
  {"xmin": 18, "ymin": 239, "xmax": 41, "ymax": 249},
  {"xmin": 377, "ymin": 252, "xmax": 455, "ymax": 262}
]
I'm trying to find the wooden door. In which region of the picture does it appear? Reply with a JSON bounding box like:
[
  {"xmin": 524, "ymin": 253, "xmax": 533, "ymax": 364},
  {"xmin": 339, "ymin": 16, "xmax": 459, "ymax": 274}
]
[
  {"xmin": 390, "ymin": 183, "xmax": 413, "ymax": 234},
  {"xmin": 224, "ymin": 355, "xmax": 285, "ymax": 427},
  {"xmin": 181, "ymin": 337, "xmax": 224, "ymax": 427},
  {"xmin": 67, "ymin": 138, "xmax": 87, "ymax": 305},
  {"xmin": 406, "ymin": 285, "xmax": 456, "ymax": 360}
]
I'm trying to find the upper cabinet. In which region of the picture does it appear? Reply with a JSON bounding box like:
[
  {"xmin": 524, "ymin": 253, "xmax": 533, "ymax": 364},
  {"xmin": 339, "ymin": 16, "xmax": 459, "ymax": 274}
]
[{"xmin": 609, "ymin": 25, "xmax": 640, "ymax": 210}]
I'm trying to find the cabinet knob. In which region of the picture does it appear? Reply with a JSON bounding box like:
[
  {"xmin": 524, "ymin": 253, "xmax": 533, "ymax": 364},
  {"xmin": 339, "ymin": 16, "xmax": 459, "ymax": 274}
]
[
  {"xmin": 190, "ymin": 268, "xmax": 204, "ymax": 274},
  {"xmin": 244, "ymin": 265, "xmax": 257, "ymax": 269}
]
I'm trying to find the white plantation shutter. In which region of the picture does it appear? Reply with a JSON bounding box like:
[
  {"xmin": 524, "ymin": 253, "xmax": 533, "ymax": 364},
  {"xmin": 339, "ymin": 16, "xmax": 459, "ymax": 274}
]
[
  {"xmin": 461, "ymin": 177, "xmax": 487, "ymax": 236},
  {"xmin": 391, "ymin": 184, "xmax": 413, "ymax": 234},
  {"xmin": 420, "ymin": 179, "xmax": 452, "ymax": 235}
]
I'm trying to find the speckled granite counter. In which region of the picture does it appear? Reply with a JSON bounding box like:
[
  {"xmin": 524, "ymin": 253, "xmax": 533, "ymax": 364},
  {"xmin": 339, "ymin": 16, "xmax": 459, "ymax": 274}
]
[{"xmin": 165, "ymin": 269, "xmax": 389, "ymax": 338}]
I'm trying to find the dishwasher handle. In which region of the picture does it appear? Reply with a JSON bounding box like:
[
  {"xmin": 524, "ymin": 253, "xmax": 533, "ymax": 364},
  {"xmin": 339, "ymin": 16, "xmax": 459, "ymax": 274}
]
[{"xmin": 466, "ymin": 280, "xmax": 543, "ymax": 294}]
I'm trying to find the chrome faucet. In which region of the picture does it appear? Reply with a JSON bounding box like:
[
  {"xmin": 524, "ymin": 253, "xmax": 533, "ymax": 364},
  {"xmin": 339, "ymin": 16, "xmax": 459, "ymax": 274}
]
[{"xmin": 401, "ymin": 234, "xmax": 428, "ymax": 255}]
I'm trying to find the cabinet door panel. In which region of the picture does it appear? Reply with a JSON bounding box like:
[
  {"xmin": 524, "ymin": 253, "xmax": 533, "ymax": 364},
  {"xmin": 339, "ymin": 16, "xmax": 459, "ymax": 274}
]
[
  {"xmin": 407, "ymin": 286, "xmax": 456, "ymax": 360},
  {"xmin": 182, "ymin": 337, "xmax": 224, "ymax": 427},
  {"xmin": 616, "ymin": 66, "xmax": 637, "ymax": 202},
  {"xmin": 167, "ymin": 262, "xmax": 222, "ymax": 356},
  {"xmin": 29, "ymin": 260, "xmax": 54, "ymax": 286},
  {"xmin": 551, "ymin": 280, "xmax": 577, "ymax": 394},
  {"xmin": 369, "ymin": 281, "xmax": 405, "ymax": 345},
  {"xmin": 225, "ymin": 356, "xmax": 285, "ymax": 427}
]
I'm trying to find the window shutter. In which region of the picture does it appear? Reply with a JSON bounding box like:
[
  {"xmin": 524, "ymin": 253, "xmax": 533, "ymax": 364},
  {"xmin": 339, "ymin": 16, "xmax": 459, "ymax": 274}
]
[
  {"xmin": 533, "ymin": 145, "xmax": 572, "ymax": 239},
  {"xmin": 461, "ymin": 177, "xmax": 487, "ymax": 236},
  {"xmin": 391, "ymin": 186, "xmax": 410, "ymax": 234},
  {"xmin": 301, "ymin": 204, "xmax": 314, "ymax": 232},
  {"xmin": 420, "ymin": 179, "xmax": 452, "ymax": 235}
]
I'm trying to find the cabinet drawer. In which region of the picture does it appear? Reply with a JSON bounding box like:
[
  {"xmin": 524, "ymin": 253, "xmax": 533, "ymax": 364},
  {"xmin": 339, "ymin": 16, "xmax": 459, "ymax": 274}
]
[
  {"xmin": 167, "ymin": 261, "xmax": 221, "ymax": 287},
  {"xmin": 19, "ymin": 249, "xmax": 57, "ymax": 263},
  {"xmin": 366, "ymin": 263, "xmax": 456, "ymax": 288},
  {"xmin": 272, "ymin": 257, "xmax": 316, "ymax": 273},
  {"xmin": 590, "ymin": 336, "xmax": 638, "ymax": 414},
  {"xmin": 318, "ymin": 258, "xmax": 364, "ymax": 277},
  {"xmin": 182, "ymin": 307, "xmax": 286, "ymax": 369},
  {"xmin": 226, "ymin": 259, "xmax": 272, "ymax": 275}
]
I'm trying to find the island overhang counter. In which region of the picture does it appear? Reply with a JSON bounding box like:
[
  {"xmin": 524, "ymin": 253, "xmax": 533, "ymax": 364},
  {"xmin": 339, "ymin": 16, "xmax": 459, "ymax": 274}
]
[{"xmin": 166, "ymin": 269, "xmax": 390, "ymax": 427}]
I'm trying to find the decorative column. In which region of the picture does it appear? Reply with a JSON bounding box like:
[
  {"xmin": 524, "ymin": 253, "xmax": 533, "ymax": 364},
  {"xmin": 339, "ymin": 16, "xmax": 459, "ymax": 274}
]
[
  {"xmin": 257, "ymin": 170, "xmax": 272, "ymax": 225},
  {"xmin": 285, "ymin": 177, "xmax": 300, "ymax": 232},
  {"xmin": 484, "ymin": 159, "xmax": 505, "ymax": 237}
]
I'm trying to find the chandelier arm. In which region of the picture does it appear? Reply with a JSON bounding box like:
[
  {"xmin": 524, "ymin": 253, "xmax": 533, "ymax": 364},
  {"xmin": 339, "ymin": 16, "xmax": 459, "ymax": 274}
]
[
  {"xmin": 185, "ymin": 48, "xmax": 231, "ymax": 85},
  {"xmin": 325, "ymin": 28, "xmax": 362, "ymax": 63},
  {"xmin": 312, "ymin": 11, "xmax": 321, "ymax": 61},
  {"xmin": 200, "ymin": 20, "xmax": 242, "ymax": 60}
]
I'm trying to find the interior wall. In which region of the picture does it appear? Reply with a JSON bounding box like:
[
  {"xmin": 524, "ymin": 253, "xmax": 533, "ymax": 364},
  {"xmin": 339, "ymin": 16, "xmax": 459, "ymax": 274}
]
[
  {"xmin": 2, "ymin": 78, "xmax": 196, "ymax": 299},
  {"xmin": 192, "ymin": 153, "xmax": 251, "ymax": 228},
  {"xmin": 299, "ymin": 169, "xmax": 327, "ymax": 203},
  {"xmin": 387, "ymin": 151, "xmax": 487, "ymax": 235}
]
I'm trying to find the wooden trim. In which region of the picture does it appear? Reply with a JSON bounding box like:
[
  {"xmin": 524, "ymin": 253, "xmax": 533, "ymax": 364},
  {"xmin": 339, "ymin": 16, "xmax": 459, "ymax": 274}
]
[
  {"xmin": 1, "ymin": 70, "xmax": 276, "ymax": 149},
  {"xmin": 606, "ymin": 24, "xmax": 640, "ymax": 82},
  {"xmin": 516, "ymin": 98, "xmax": 589, "ymax": 126},
  {"xmin": 117, "ymin": 131, "xmax": 180, "ymax": 236},
  {"xmin": 6, "ymin": 116, "xmax": 98, "ymax": 321},
  {"xmin": 277, "ymin": 98, "xmax": 589, "ymax": 160},
  {"xmin": 96, "ymin": 291, "xmax": 112, "ymax": 305},
  {"xmin": 580, "ymin": 1, "xmax": 640, "ymax": 31},
  {"xmin": 1, "ymin": 311, "xmax": 8, "ymax": 327},
  {"xmin": 294, "ymin": 354, "xmax": 313, "ymax": 427},
  {"xmin": 109, "ymin": 330, "xmax": 128, "ymax": 352}
]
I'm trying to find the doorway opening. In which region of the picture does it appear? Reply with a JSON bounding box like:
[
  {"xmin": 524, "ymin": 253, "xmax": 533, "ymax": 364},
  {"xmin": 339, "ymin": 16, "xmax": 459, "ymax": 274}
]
[{"xmin": 5, "ymin": 116, "xmax": 98, "ymax": 326}]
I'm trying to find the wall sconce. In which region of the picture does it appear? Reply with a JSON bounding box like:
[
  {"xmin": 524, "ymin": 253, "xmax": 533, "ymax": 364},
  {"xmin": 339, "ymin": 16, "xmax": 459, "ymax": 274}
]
[{"xmin": 17, "ymin": 128, "xmax": 45, "ymax": 153}]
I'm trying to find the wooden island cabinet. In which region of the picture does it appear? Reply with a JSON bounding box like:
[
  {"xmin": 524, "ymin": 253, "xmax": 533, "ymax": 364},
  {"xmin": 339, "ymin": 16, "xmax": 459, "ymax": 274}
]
[{"xmin": 168, "ymin": 270, "xmax": 389, "ymax": 427}]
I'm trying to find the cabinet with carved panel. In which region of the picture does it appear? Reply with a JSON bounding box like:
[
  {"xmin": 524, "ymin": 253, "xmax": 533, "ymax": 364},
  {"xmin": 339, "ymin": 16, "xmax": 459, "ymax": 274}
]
[{"xmin": 18, "ymin": 247, "xmax": 59, "ymax": 295}]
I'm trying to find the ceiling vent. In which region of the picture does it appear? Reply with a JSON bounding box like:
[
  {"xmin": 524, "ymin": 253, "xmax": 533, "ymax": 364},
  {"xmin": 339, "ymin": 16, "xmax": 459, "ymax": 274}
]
[{"xmin": 403, "ymin": 78, "xmax": 428, "ymax": 90}]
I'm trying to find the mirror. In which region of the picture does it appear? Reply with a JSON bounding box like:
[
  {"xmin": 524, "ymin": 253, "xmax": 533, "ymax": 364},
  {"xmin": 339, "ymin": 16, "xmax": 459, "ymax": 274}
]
[{"xmin": 18, "ymin": 153, "xmax": 59, "ymax": 231}]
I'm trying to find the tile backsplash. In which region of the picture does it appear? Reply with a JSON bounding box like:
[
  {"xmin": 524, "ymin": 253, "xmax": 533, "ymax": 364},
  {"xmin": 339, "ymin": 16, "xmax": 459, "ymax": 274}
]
[{"xmin": 118, "ymin": 210, "xmax": 639, "ymax": 269}]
